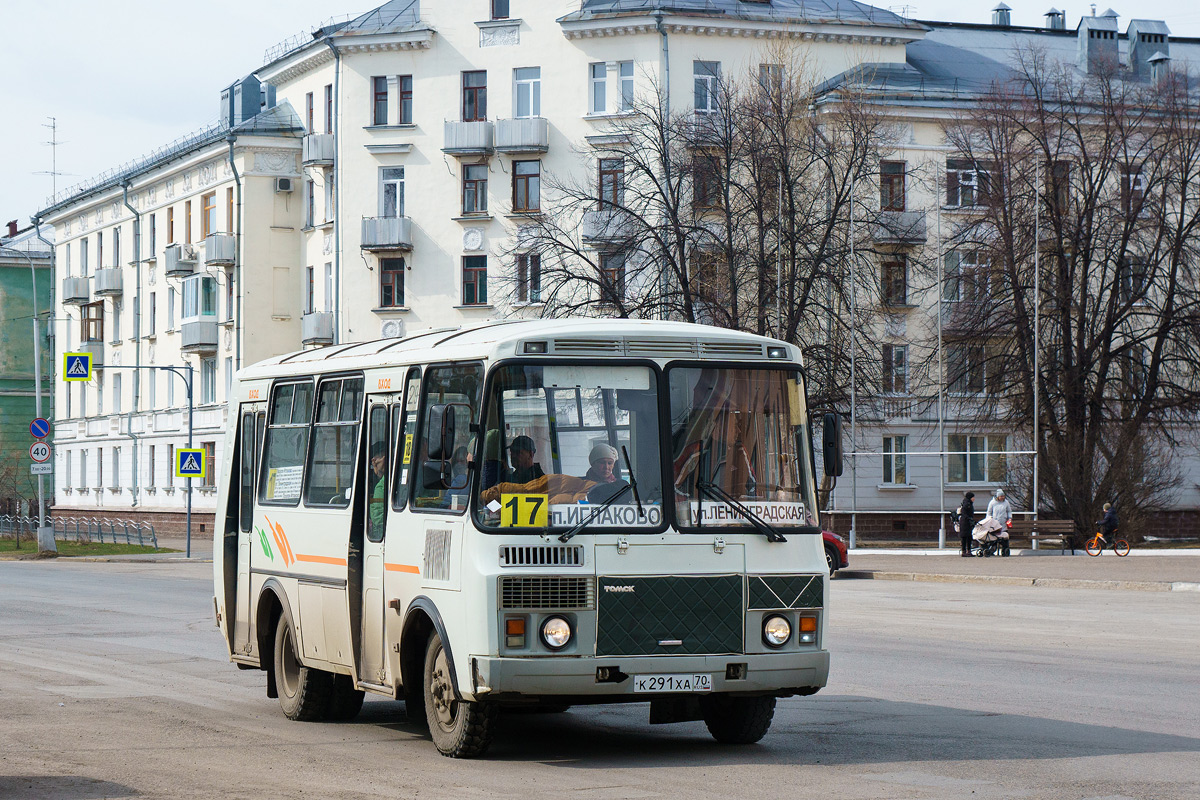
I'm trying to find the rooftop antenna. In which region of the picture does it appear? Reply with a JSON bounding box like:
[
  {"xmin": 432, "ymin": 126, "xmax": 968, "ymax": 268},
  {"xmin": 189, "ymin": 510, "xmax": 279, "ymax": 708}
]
[
  {"xmin": 888, "ymin": 5, "xmax": 914, "ymax": 19},
  {"xmin": 35, "ymin": 117, "xmax": 66, "ymax": 198}
]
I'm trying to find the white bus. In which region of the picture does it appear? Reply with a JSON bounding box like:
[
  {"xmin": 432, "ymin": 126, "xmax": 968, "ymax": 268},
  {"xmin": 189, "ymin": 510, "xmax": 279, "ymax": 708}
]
[{"xmin": 214, "ymin": 319, "xmax": 842, "ymax": 757}]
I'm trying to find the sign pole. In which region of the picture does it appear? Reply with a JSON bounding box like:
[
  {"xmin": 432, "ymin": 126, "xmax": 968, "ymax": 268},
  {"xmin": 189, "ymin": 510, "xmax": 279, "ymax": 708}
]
[
  {"xmin": 187, "ymin": 365, "xmax": 194, "ymax": 559},
  {"xmin": 32, "ymin": 317, "xmax": 54, "ymax": 553}
]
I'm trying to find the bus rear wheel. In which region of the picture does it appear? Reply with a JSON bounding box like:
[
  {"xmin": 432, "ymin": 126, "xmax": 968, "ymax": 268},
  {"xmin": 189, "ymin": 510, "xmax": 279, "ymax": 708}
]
[
  {"xmin": 274, "ymin": 615, "xmax": 333, "ymax": 721},
  {"xmin": 700, "ymin": 695, "xmax": 776, "ymax": 744},
  {"xmin": 423, "ymin": 633, "xmax": 496, "ymax": 758}
]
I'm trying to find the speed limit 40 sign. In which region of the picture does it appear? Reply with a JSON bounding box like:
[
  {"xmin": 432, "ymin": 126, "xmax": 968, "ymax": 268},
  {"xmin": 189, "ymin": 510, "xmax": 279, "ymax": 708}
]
[{"xmin": 30, "ymin": 441, "xmax": 52, "ymax": 463}]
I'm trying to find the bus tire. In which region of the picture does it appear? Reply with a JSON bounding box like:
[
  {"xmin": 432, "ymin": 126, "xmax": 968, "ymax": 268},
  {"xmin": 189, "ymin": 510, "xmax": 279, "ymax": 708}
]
[
  {"xmin": 273, "ymin": 615, "xmax": 333, "ymax": 722},
  {"xmin": 328, "ymin": 674, "xmax": 365, "ymax": 721},
  {"xmin": 423, "ymin": 633, "xmax": 496, "ymax": 758},
  {"xmin": 700, "ymin": 695, "xmax": 776, "ymax": 744}
]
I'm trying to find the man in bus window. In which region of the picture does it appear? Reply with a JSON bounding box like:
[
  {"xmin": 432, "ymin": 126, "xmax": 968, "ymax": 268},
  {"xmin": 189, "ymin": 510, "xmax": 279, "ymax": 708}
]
[
  {"xmin": 506, "ymin": 436, "xmax": 545, "ymax": 485},
  {"xmin": 369, "ymin": 441, "xmax": 387, "ymax": 530}
]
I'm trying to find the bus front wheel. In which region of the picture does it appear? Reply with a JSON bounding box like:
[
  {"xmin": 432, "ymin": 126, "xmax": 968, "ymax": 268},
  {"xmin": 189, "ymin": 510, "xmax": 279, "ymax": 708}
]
[
  {"xmin": 273, "ymin": 615, "xmax": 333, "ymax": 721},
  {"xmin": 700, "ymin": 695, "xmax": 776, "ymax": 744},
  {"xmin": 423, "ymin": 633, "xmax": 496, "ymax": 758}
]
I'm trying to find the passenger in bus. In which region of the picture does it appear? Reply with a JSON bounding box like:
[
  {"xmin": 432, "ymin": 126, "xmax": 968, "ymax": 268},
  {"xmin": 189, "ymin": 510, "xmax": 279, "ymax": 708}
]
[
  {"xmin": 480, "ymin": 430, "xmax": 505, "ymax": 490},
  {"xmin": 582, "ymin": 443, "xmax": 628, "ymax": 503},
  {"xmin": 368, "ymin": 441, "xmax": 387, "ymax": 528},
  {"xmin": 506, "ymin": 435, "xmax": 546, "ymax": 486}
]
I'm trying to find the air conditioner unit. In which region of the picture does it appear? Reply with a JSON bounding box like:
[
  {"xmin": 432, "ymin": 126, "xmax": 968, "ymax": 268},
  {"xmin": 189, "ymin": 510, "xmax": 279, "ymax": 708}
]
[{"xmin": 275, "ymin": 177, "xmax": 295, "ymax": 193}]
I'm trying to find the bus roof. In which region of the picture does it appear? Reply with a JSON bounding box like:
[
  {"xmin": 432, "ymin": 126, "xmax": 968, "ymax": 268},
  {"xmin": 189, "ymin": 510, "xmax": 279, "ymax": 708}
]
[{"xmin": 235, "ymin": 318, "xmax": 797, "ymax": 382}]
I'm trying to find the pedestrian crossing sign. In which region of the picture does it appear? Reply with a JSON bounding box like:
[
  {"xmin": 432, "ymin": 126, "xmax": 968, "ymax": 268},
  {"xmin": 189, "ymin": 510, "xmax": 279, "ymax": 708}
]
[
  {"xmin": 176, "ymin": 448, "xmax": 206, "ymax": 479},
  {"xmin": 63, "ymin": 352, "xmax": 92, "ymax": 382}
]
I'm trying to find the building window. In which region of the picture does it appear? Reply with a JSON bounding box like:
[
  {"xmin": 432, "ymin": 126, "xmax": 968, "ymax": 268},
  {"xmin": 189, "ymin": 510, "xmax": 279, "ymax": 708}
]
[
  {"xmin": 97, "ymin": 374, "xmax": 104, "ymax": 415},
  {"xmin": 167, "ymin": 375, "xmax": 175, "ymax": 409},
  {"xmin": 619, "ymin": 61, "xmax": 634, "ymax": 110},
  {"xmin": 324, "ymin": 83, "xmax": 333, "ymax": 133},
  {"xmin": 183, "ymin": 274, "xmax": 218, "ymax": 322},
  {"xmin": 185, "ymin": 200, "xmax": 192, "ymax": 243},
  {"xmin": 148, "ymin": 215, "xmax": 156, "ymax": 255},
  {"xmin": 82, "ymin": 301, "xmax": 104, "ymax": 342},
  {"xmin": 380, "ymin": 257, "xmax": 405, "ymax": 308},
  {"xmin": 512, "ymin": 160, "xmax": 540, "ymax": 212},
  {"xmin": 81, "ymin": 450, "xmax": 88, "ymax": 489},
  {"xmin": 943, "ymin": 250, "xmax": 990, "ymax": 302},
  {"xmin": 166, "ymin": 444, "xmax": 174, "ymax": 487},
  {"xmin": 113, "ymin": 373, "xmax": 122, "ymax": 415},
  {"xmin": 693, "ymin": 60, "xmax": 721, "ymax": 114},
  {"xmin": 462, "ymin": 256, "xmax": 487, "ymax": 305},
  {"xmin": 305, "ymin": 267, "xmax": 315, "ymax": 314},
  {"xmin": 111, "ymin": 447, "xmax": 121, "ymax": 489},
  {"xmin": 399, "ymin": 75, "xmax": 413, "ymax": 124},
  {"xmin": 226, "ymin": 270, "xmax": 235, "ymax": 320},
  {"xmin": 112, "ymin": 226, "xmax": 121, "ymax": 268},
  {"xmin": 226, "ymin": 356, "xmax": 233, "ymax": 398},
  {"xmin": 759, "ymin": 63, "xmax": 783, "ymax": 93},
  {"xmin": 149, "ymin": 369, "xmax": 157, "ymax": 409},
  {"xmin": 463, "ymin": 164, "xmax": 488, "ymax": 214},
  {"xmin": 949, "ymin": 345, "xmax": 986, "ymax": 394},
  {"xmin": 227, "ymin": 187, "xmax": 235, "ymax": 232},
  {"xmin": 147, "ymin": 446, "xmax": 155, "ymax": 487},
  {"xmin": 324, "ymin": 173, "xmax": 335, "ymax": 223},
  {"xmin": 882, "ymin": 344, "xmax": 907, "ymax": 394},
  {"xmin": 463, "ymin": 71, "xmax": 487, "ymax": 122},
  {"xmin": 1047, "ymin": 160, "xmax": 1070, "ymax": 213},
  {"xmin": 112, "ymin": 299, "xmax": 122, "ymax": 342},
  {"xmin": 201, "ymin": 192, "xmax": 216, "ymax": 238},
  {"xmin": 882, "ymin": 257, "xmax": 907, "ymax": 306},
  {"xmin": 168, "ymin": 287, "xmax": 176, "ymax": 329},
  {"xmin": 65, "ymin": 451, "xmax": 72, "ymax": 489},
  {"xmin": 948, "ymin": 434, "xmax": 1007, "ymax": 483},
  {"xmin": 599, "ymin": 158, "xmax": 624, "ymax": 207},
  {"xmin": 491, "ymin": 0, "xmax": 509, "ymax": 20},
  {"xmin": 883, "ymin": 435, "xmax": 907, "ymax": 484},
  {"xmin": 306, "ymin": 91, "xmax": 314, "ymax": 132},
  {"xmin": 693, "ymin": 152, "xmax": 722, "ymax": 209},
  {"xmin": 324, "ymin": 263, "xmax": 333, "ymax": 313},
  {"xmin": 381, "ymin": 167, "xmax": 405, "ymax": 217},
  {"xmin": 517, "ymin": 252, "xmax": 541, "ymax": 303},
  {"xmin": 167, "ymin": 207, "xmax": 174, "ymax": 244},
  {"xmin": 590, "ymin": 63, "xmax": 606, "ymax": 113},
  {"xmin": 946, "ymin": 159, "xmax": 992, "ymax": 207},
  {"xmin": 514, "ymin": 67, "xmax": 541, "ymax": 118},
  {"xmin": 600, "ymin": 251, "xmax": 626, "ymax": 305},
  {"xmin": 880, "ymin": 161, "xmax": 906, "ymax": 211},
  {"xmin": 1119, "ymin": 257, "xmax": 1148, "ymax": 305},
  {"xmin": 203, "ymin": 442, "xmax": 217, "ymax": 488},
  {"xmin": 201, "ymin": 358, "xmax": 217, "ymax": 404},
  {"xmin": 372, "ymin": 76, "xmax": 388, "ymax": 125},
  {"xmin": 305, "ymin": 180, "xmax": 315, "ymax": 227},
  {"xmin": 1121, "ymin": 167, "xmax": 1146, "ymax": 214},
  {"xmin": 149, "ymin": 292, "xmax": 156, "ymax": 335},
  {"xmin": 97, "ymin": 231, "xmax": 103, "ymax": 270}
]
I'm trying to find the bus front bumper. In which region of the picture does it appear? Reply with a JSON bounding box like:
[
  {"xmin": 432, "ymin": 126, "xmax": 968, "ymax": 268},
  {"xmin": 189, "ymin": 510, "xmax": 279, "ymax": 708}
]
[{"xmin": 463, "ymin": 650, "xmax": 829, "ymax": 702}]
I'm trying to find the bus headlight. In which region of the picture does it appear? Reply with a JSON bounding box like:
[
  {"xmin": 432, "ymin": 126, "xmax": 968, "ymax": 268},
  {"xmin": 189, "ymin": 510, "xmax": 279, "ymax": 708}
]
[
  {"xmin": 762, "ymin": 615, "xmax": 791, "ymax": 648},
  {"xmin": 540, "ymin": 616, "xmax": 572, "ymax": 650}
]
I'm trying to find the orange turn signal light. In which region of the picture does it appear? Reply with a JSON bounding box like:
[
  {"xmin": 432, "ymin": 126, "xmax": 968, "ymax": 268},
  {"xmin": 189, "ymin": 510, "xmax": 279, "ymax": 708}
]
[
  {"xmin": 798, "ymin": 617, "xmax": 817, "ymax": 633},
  {"xmin": 506, "ymin": 618, "xmax": 526, "ymax": 636}
]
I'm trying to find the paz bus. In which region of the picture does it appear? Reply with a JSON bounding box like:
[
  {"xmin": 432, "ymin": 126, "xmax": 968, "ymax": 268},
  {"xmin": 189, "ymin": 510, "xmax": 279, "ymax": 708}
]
[{"xmin": 213, "ymin": 319, "xmax": 842, "ymax": 757}]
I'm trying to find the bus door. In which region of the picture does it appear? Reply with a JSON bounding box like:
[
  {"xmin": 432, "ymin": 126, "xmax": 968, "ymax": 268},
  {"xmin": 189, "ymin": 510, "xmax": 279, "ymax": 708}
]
[
  {"xmin": 235, "ymin": 402, "xmax": 266, "ymax": 658},
  {"xmin": 361, "ymin": 394, "xmax": 397, "ymax": 686}
]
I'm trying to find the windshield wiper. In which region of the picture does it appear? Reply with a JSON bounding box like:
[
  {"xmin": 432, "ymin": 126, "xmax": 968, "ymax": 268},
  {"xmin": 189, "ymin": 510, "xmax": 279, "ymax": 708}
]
[
  {"xmin": 621, "ymin": 445, "xmax": 645, "ymax": 520},
  {"xmin": 559, "ymin": 483, "xmax": 633, "ymax": 543},
  {"xmin": 695, "ymin": 481, "xmax": 787, "ymax": 543}
]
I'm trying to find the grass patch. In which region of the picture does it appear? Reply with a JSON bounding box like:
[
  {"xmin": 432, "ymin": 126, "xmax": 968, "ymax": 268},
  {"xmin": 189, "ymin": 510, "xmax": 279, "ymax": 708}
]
[{"xmin": 0, "ymin": 538, "xmax": 177, "ymax": 556}]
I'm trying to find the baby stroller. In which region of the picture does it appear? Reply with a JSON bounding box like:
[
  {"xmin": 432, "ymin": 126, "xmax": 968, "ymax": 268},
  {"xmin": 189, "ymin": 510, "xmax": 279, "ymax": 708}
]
[{"xmin": 972, "ymin": 517, "xmax": 1010, "ymax": 557}]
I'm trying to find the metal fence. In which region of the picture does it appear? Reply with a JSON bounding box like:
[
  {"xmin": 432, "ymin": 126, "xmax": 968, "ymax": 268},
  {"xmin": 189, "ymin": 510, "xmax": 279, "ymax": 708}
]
[{"xmin": 0, "ymin": 515, "xmax": 157, "ymax": 549}]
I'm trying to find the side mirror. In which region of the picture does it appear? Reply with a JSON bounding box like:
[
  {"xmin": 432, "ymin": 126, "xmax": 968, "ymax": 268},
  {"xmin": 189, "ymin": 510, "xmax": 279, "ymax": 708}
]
[
  {"xmin": 426, "ymin": 404, "xmax": 456, "ymax": 461},
  {"xmin": 822, "ymin": 412, "xmax": 844, "ymax": 478}
]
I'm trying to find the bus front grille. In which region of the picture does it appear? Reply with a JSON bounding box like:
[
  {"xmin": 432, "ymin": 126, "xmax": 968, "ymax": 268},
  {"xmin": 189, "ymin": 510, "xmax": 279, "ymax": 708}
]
[
  {"xmin": 597, "ymin": 575, "xmax": 744, "ymax": 656},
  {"xmin": 500, "ymin": 576, "xmax": 595, "ymax": 610},
  {"xmin": 499, "ymin": 545, "xmax": 584, "ymax": 567}
]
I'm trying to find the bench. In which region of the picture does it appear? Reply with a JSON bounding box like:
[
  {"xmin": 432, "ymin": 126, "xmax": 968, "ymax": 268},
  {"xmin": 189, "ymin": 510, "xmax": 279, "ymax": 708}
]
[{"xmin": 1008, "ymin": 519, "xmax": 1077, "ymax": 553}]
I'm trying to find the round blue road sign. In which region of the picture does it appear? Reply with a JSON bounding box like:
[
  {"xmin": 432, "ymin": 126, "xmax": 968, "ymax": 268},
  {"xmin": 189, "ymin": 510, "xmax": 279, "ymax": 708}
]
[{"xmin": 31, "ymin": 418, "xmax": 50, "ymax": 439}]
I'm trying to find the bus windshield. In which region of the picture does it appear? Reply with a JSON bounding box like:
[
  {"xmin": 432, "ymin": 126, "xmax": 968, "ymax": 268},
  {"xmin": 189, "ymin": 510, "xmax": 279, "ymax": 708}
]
[
  {"xmin": 474, "ymin": 363, "xmax": 664, "ymax": 532},
  {"xmin": 668, "ymin": 366, "xmax": 819, "ymax": 531}
]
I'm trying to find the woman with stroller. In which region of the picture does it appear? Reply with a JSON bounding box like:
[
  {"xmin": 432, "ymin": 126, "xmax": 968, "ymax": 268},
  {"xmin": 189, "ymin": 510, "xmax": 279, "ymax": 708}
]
[
  {"xmin": 957, "ymin": 491, "xmax": 975, "ymax": 557},
  {"xmin": 985, "ymin": 489, "xmax": 1013, "ymax": 556}
]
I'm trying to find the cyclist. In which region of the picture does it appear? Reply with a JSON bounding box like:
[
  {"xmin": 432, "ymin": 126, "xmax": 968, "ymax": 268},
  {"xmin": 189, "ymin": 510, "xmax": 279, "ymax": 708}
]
[{"xmin": 1097, "ymin": 502, "xmax": 1119, "ymax": 545}]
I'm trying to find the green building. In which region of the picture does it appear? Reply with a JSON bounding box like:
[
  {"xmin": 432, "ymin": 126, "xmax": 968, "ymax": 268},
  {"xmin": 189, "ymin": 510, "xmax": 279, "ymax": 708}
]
[{"xmin": 0, "ymin": 223, "xmax": 54, "ymax": 517}]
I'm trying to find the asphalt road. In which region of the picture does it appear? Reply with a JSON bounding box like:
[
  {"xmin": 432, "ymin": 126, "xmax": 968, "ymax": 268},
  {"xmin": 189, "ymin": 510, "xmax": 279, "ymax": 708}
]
[{"xmin": 1, "ymin": 561, "xmax": 1197, "ymax": 800}]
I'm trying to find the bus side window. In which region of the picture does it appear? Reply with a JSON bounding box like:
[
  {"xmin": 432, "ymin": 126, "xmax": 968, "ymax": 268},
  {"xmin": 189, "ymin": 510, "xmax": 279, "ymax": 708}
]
[
  {"xmin": 412, "ymin": 364, "xmax": 482, "ymax": 513},
  {"xmin": 239, "ymin": 411, "xmax": 255, "ymax": 532},
  {"xmin": 392, "ymin": 368, "xmax": 422, "ymax": 510},
  {"xmin": 260, "ymin": 381, "xmax": 314, "ymax": 506},
  {"xmin": 305, "ymin": 376, "xmax": 365, "ymax": 508}
]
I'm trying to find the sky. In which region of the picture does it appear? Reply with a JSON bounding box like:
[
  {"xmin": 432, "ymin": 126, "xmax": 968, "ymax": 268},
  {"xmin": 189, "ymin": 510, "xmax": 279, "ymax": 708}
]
[{"xmin": 3, "ymin": 0, "xmax": 1199, "ymax": 226}]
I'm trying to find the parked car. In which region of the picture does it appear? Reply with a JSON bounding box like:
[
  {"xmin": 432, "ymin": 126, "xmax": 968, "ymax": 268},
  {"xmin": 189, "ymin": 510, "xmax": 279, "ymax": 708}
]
[{"xmin": 823, "ymin": 530, "xmax": 849, "ymax": 575}]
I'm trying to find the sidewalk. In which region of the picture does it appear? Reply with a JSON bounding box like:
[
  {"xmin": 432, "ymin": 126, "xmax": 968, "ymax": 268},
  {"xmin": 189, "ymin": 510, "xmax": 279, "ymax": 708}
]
[{"xmin": 840, "ymin": 549, "xmax": 1200, "ymax": 592}]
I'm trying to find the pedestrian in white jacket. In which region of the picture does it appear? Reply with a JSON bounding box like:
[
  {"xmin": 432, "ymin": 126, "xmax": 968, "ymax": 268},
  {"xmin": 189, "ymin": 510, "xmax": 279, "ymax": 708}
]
[{"xmin": 986, "ymin": 490, "xmax": 1013, "ymax": 525}]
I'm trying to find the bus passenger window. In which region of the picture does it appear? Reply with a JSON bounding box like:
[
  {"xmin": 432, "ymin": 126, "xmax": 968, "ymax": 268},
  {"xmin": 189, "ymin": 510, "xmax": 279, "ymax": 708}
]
[
  {"xmin": 413, "ymin": 364, "xmax": 482, "ymax": 513},
  {"xmin": 392, "ymin": 369, "xmax": 422, "ymax": 509},
  {"xmin": 260, "ymin": 382, "xmax": 314, "ymax": 505},
  {"xmin": 239, "ymin": 412, "xmax": 255, "ymax": 531},
  {"xmin": 305, "ymin": 376, "xmax": 365, "ymax": 507},
  {"xmin": 366, "ymin": 405, "xmax": 389, "ymax": 542}
]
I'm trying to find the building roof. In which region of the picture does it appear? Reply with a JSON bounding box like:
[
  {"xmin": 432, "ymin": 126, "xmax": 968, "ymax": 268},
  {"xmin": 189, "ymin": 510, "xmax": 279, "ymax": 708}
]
[
  {"xmin": 0, "ymin": 226, "xmax": 54, "ymax": 261},
  {"xmin": 560, "ymin": 0, "xmax": 924, "ymax": 30}
]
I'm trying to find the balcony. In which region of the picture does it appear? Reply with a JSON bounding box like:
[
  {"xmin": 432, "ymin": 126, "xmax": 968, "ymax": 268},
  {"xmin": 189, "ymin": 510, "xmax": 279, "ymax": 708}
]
[
  {"xmin": 442, "ymin": 121, "xmax": 494, "ymax": 155},
  {"xmin": 204, "ymin": 232, "xmax": 235, "ymax": 267},
  {"xmin": 164, "ymin": 243, "xmax": 197, "ymax": 277},
  {"xmin": 871, "ymin": 211, "xmax": 927, "ymax": 245},
  {"xmin": 301, "ymin": 312, "xmax": 334, "ymax": 346},
  {"xmin": 61, "ymin": 276, "xmax": 90, "ymax": 305},
  {"xmin": 361, "ymin": 216, "xmax": 413, "ymax": 251},
  {"xmin": 302, "ymin": 133, "xmax": 335, "ymax": 166},
  {"xmin": 495, "ymin": 117, "xmax": 549, "ymax": 154},
  {"xmin": 79, "ymin": 340, "xmax": 104, "ymax": 367},
  {"xmin": 180, "ymin": 319, "xmax": 218, "ymax": 354},
  {"xmin": 94, "ymin": 268, "xmax": 123, "ymax": 297},
  {"xmin": 582, "ymin": 208, "xmax": 638, "ymax": 244}
]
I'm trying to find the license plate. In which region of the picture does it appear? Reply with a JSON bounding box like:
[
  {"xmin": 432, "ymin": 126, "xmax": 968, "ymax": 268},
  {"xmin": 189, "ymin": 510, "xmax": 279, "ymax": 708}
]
[{"xmin": 632, "ymin": 673, "xmax": 713, "ymax": 693}]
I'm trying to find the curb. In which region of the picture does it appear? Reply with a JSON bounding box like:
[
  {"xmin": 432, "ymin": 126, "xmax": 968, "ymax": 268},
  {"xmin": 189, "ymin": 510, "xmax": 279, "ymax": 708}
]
[{"xmin": 837, "ymin": 570, "xmax": 1200, "ymax": 593}]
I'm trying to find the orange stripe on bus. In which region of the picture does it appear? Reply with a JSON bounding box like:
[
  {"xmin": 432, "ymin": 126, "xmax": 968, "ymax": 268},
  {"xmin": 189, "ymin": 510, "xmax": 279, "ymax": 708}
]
[
  {"xmin": 295, "ymin": 554, "xmax": 348, "ymax": 566},
  {"xmin": 384, "ymin": 563, "xmax": 420, "ymax": 574},
  {"xmin": 272, "ymin": 519, "xmax": 295, "ymax": 566},
  {"xmin": 267, "ymin": 523, "xmax": 288, "ymax": 566}
]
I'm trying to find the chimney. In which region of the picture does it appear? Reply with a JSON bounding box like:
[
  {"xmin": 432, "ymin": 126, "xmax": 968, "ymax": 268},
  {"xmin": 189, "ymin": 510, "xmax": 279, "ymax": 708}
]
[
  {"xmin": 5, "ymin": 220, "xmax": 17, "ymax": 239},
  {"xmin": 1127, "ymin": 20, "xmax": 1171, "ymax": 79},
  {"xmin": 1045, "ymin": 8, "xmax": 1066, "ymax": 30},
  {"xmin": 1078, "ymin": 13, "xmax": 1119, "ymax": 72},
  {"xmin": 992, "ymin": 2, "xmax": 1012, "ymax": 27}
]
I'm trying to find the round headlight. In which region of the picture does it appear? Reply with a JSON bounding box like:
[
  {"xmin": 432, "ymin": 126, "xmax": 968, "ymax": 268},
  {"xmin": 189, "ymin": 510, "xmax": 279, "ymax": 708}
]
[
  {"xmin": 540, "ymin": 616, "xmax": 572, "ymax": 650},
  {"xmin": 763, "ymin": 615, "xmax": 791, "ymax": 648}
]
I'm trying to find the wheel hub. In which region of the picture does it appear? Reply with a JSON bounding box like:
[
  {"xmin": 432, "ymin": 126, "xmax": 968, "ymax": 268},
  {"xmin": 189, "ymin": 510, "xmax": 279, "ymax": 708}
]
[{"xmin": 431, "ymin": 647, "xmax": 457, "ymax": 729}]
